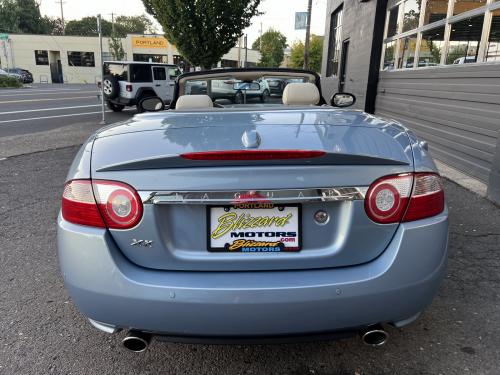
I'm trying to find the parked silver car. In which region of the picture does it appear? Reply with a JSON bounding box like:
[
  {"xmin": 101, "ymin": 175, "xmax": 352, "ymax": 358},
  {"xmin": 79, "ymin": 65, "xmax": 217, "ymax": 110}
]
[
  {"xmin": 58, "ymin": 68, "xmax": 448, "ymax": 352},
  {"xmin": 0, "ymin": 68, "xmax": 22, "ymax": 81}
]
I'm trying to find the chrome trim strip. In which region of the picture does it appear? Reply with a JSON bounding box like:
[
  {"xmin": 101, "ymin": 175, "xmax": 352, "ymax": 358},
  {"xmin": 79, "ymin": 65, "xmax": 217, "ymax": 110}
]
[{"xmin": 140, "ymin": 187, "xmax": 368, "ymax": 205}]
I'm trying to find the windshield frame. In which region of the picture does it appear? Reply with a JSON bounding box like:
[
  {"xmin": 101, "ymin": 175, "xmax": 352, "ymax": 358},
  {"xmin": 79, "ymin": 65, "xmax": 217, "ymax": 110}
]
[{"xmin": 170, "ymin": 68, "xmax": 326, "ymax": 109}]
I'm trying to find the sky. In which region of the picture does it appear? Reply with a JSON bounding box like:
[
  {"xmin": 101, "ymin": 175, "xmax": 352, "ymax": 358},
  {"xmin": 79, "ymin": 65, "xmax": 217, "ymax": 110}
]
[{"xmin": 38, "ymin": 0, "xmax": 327, "ymax": 47}]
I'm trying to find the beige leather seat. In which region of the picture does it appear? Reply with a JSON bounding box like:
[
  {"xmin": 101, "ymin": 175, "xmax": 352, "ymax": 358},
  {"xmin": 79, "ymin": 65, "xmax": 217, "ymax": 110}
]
[
  {"xmin": 175, "ymin": 95, "xmax": 213, "ymax": 110},
  {"xmin": 282, "ymin": 82, "xmax": 320, "ymax": 106}
]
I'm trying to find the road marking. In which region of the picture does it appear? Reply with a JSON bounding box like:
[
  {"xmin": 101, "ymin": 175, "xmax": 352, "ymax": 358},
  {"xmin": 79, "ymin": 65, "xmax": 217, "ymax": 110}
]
[
  {"xmin": 1, "ymin": 87, "xmax": 93, "ymax": 92},
  {"xmin": 0, "ymin": 96, "xmax": 97, "ymax": 104},
  {"xmin": 0, "ymin": 90, "xmax": 96, "ymax": 98},
  {"xmin": 0, "ymin": 111, "xmax": 112, "ymax": 124},
  {"xmin": 0, "ymin": 104, "xmax": 102, "ymax": 115}
]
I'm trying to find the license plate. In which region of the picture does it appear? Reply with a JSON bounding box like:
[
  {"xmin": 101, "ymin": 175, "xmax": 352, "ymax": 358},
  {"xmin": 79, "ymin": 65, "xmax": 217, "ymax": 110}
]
[{"xmin": 207, "ymin": 204, "xmax": 301, "ymax": 252}]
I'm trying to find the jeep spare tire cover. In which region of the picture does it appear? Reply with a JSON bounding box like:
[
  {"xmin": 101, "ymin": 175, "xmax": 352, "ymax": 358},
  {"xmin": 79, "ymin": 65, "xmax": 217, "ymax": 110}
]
[{"xmin": 102, "ymin": 75, "xmax": 119, "ymax": 99}]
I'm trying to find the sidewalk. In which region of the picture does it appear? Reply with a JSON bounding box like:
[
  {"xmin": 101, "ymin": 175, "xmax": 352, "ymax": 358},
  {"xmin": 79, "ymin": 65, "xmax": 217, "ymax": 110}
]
[{"xmin": 435, "ymin": 160, "xmax": 488, "ymax": 199}]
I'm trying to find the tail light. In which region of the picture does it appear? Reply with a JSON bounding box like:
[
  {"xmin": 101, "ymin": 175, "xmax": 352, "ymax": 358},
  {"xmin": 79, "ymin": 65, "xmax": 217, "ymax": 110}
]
[
  {"xmin": 61, "ymin": 180, "xmax": 105, "ymax": 228},
  {"xmin": 402, "ymin": 173, "xmax": 445, "ymax": 222},
  {"xmin": 180, "ymin": 150, "xmax": 326, "ymax": 161},
  {"xmin": 365, "ymin": 173, "xmax": 444, "ymax": 224},
  {"xmin": 61, "ymin": 180, "xmax": 143, "ymax": 229},
  {"xmin": 126, "ymin": 84, "xmax": 133, "ymax": 92}
]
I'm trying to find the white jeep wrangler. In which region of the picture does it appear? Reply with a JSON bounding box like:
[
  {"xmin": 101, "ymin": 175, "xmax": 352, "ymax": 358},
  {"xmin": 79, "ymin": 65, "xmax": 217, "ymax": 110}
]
[{"xmin": 102, "ymin": 61, "xmax": 181, "ymax": 112}]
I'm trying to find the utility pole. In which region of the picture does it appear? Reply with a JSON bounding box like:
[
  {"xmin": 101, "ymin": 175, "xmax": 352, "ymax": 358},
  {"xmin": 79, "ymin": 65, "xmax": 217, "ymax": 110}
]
[
  {"xmin": 97, "ymin": 14, "xmax": 106, "ymax": 125},
  {"xmin": 303, "ymin": 0, "xmax": 313, "ymax": 69},
  {"xmin": 110, "ymin": 12, "xmax": 115, "ymax": 34},
  {"xmin": 55, "ymin": 0, "xmax": 66, "ymax": 35},
  {"xmin": 260, "ymin": 22, "xmax": 263, "ymax": 51},
  {"xmin": 237, "ymin": 36, "xmax": 242, "ymax": 68},
  {"xmin": 244, "ymin": 34, "xmax": 248, "ymax": 68}
]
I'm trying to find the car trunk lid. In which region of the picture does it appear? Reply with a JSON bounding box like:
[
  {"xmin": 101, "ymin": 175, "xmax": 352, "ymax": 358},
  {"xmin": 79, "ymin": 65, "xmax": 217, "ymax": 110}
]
[{"xmin": 91, "ymin": 109, "xmax": 413, "ymax": 271}]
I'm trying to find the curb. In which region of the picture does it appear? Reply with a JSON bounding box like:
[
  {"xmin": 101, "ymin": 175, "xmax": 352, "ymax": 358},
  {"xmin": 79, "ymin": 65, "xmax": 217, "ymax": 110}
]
[{"xmin": 435, "ymin": 160, "xmax": 487, "ymax": 198}]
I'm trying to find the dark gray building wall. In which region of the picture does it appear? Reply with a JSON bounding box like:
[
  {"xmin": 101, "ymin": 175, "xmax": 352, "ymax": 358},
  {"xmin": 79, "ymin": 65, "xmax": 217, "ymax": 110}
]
[
  {"xmin": 321, "ymin": 0, "xmax": 500, "ymax": 203},
  {"xmin": 375, "ymin": 64, "xmax": 500, "ymax": 185},
  {"xmin": 320, "ymin": 0, "xmax": 378, "ymax": 110},
  {"xmin": 489, "ymin": 135, "xmax": 500, "ymax": 203}
]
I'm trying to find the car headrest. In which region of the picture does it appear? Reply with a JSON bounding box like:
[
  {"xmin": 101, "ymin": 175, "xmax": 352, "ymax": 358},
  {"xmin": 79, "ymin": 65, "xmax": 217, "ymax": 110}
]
[
  {"xmin": 282, "ymin": 83, "xmax": 320, "ymax": 105},
  {"xmin": 175, "ymin": 95, "xmax": 213, "ymax": 110}
]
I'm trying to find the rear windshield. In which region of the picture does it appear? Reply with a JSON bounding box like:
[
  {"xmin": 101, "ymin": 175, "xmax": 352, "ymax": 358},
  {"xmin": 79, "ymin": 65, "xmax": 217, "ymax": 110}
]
[{"xmin": 103, "ymin": 63, "xmax": 128, "ymax": 81}]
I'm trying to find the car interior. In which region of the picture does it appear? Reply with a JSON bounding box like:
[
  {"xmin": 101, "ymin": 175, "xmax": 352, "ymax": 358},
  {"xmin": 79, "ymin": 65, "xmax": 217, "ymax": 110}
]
[{"xmin": 175, "ymin": 82, "xmax": 321, "ymax": 110}]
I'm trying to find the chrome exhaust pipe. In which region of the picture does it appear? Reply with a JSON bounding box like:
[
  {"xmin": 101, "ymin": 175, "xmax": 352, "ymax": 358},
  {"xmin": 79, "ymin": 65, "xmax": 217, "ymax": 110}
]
[
  {"xmin": 360, "ymin": 325, "xmax": 388, "ymax": 346},
  {"xmin": 122, "ymin": 330, "xmax": 152, "ymax": 352}
]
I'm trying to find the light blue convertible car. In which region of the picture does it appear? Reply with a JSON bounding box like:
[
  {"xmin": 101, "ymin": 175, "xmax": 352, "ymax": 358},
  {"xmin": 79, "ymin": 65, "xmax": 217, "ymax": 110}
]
[{"xmin": 58, "ymin": 68, "xmax": 448, "ymax": 352}]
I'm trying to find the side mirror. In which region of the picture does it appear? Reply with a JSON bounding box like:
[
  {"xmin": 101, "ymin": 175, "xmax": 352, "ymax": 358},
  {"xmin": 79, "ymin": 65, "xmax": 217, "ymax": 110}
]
[
  {"xmin": 233, "ymin": 82, "xmax": 260, "ymax": 91},
  {"xmin": 331, "ymin": 93, "xmax": 356, "ymax": 108},
  {"xmin": 139, "ymin": 97, "xmax": 165, "ymax": 112}
]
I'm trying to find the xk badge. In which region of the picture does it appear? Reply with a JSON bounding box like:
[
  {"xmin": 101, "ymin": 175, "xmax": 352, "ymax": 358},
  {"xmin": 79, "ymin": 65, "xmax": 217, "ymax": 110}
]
[{"xmin": 131, "ymin": 239, "xmax": 153, "ymax": 248}]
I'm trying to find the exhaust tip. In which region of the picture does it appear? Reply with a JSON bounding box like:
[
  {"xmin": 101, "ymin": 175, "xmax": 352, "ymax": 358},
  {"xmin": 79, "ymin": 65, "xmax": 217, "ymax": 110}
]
[
  {"xmin": 122, "ymin": 331, "xmax": 151, "ymax": 353},
  {"xmin": 360, "ymin": 326, "xmax": 388, "ymax": 347}
]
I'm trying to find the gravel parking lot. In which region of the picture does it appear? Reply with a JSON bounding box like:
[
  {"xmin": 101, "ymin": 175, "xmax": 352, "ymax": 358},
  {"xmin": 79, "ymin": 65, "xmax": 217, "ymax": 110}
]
[{"xmin": 1, "ymin": 85, "xmax": 499, "ymax": 374}]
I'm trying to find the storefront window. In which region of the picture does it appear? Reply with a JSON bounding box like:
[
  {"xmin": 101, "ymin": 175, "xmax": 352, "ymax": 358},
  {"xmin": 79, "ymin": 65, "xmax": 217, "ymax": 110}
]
[
  {"xmin": 382, "ymin": 0, "xmax": 498, "ymax": 70},
  {"xmin": 133, "ymin": 54, "xmax": 168, "ymax": 63},
  {"xmin": 67, "ymin": 52, "xmax": 95, "ymax": 67},
  {"xmin": 326, "ymin": 6, "xmax": 343, "ymax": 76},
  {"xmin": 446, "ymin": 15, "xmax": 484, "ymax": 64},
  {"xmin": 419, "ymin": 26, "xmax": 446, "ymax": 67},
  {"xmin": 486, "ymin": 10, "xmax": 500, "ymax": 61},
  {"xmin": 423, "ymin": 0, "xmax": 449, "ymax": 25},
  {"xmin": 382, "ymin": 41, "xmax": 397, "ymax": 70},
  {"xmin": 452, "ymin": 0, "xmax": 486, "ymax": 16},
  {"xmin": 174, "ymin": 55, "xmax": 192, "ymax": 72},
  {"xmin": 387, "ymin": 6, "xmax": 400, "ymax": 38},
  {"xmin": 34, "ymin": 50, "xmax": 49, "ymax": 65},
  {"xmin": 398, "ymin": 34, "xmax": 418, "ymax": 68},
  {"xmin": 402, "ymin": 0, "xmax": 421, "ymax": 32}
]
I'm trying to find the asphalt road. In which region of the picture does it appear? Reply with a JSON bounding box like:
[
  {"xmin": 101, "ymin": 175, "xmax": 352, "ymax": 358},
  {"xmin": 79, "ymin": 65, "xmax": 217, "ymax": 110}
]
[
  {"xmin": 1, "ymin": 86, "xmax": 500, "ymax": 374},
  {"xmin": 0, "ymin": 84, "xmax": 134, "ymax": 159},
  {"xmin": 0, "ymin": 84, "xmax": 133, "ymax": 137}
]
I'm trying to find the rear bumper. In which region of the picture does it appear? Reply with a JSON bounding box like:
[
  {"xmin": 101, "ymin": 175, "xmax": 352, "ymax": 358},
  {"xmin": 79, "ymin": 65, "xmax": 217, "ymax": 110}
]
[
  {"xmin": 57, "ymin": 211, "xmax": 448, "ymax": 337},
  {"xmin": 109, "ymin": 97, "xmax": 136, "ymax": 106}
]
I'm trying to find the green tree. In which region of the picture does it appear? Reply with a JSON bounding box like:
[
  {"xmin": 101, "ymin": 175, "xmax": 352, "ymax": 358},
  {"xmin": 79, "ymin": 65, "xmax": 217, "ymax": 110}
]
[
  {"xmin": 114, "ymin": 15, "xmax": 156, "ymax": 36},
  {"xmin": 0, "ymin": 0, "xmax": 20, "ymax": 33},
  {"xmin": 252, "ymin": 28, "xmax": 287, "ymax": 67},
  {"xmin": 65, "ymin": 15, "xmax": 153, "ymax": 37},
  {"xmin": 66, "ymin": 16, "xmax": 113, "ymax": 36},
  {"xmin": 0, "ymin": 0, "xmax": 53, "ymax": 34},
  {"xmin": 41, "ymin": 17, "xmax": 65, "ymax": 35},
  {"xmin": 109, "ymin": 33, "xmax": 125, "ymax": 60},
  {"xmin": 143, "ymin": 0, "xmax": 262, "ymax": 69},
  {"xmin": 16, "ymin": 0, "xmax": 47, "ymax": 33},
  {"xmin": 289, "ymin": 35, "xmax": 323, "ymax": 72}
]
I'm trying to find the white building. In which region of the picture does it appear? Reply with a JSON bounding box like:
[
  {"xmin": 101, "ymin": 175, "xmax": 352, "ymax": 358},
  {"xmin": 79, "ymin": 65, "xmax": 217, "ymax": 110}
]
[{"xmin": 0, "ymin": 33, "xmax": 260, "ymax": 84}]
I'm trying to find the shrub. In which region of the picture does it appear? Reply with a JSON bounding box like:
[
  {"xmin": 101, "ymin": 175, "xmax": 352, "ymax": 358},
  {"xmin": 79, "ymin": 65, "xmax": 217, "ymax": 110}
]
[{"xmin": 0, "ymin": 75, "xmax": 23, "ymax": 88}]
